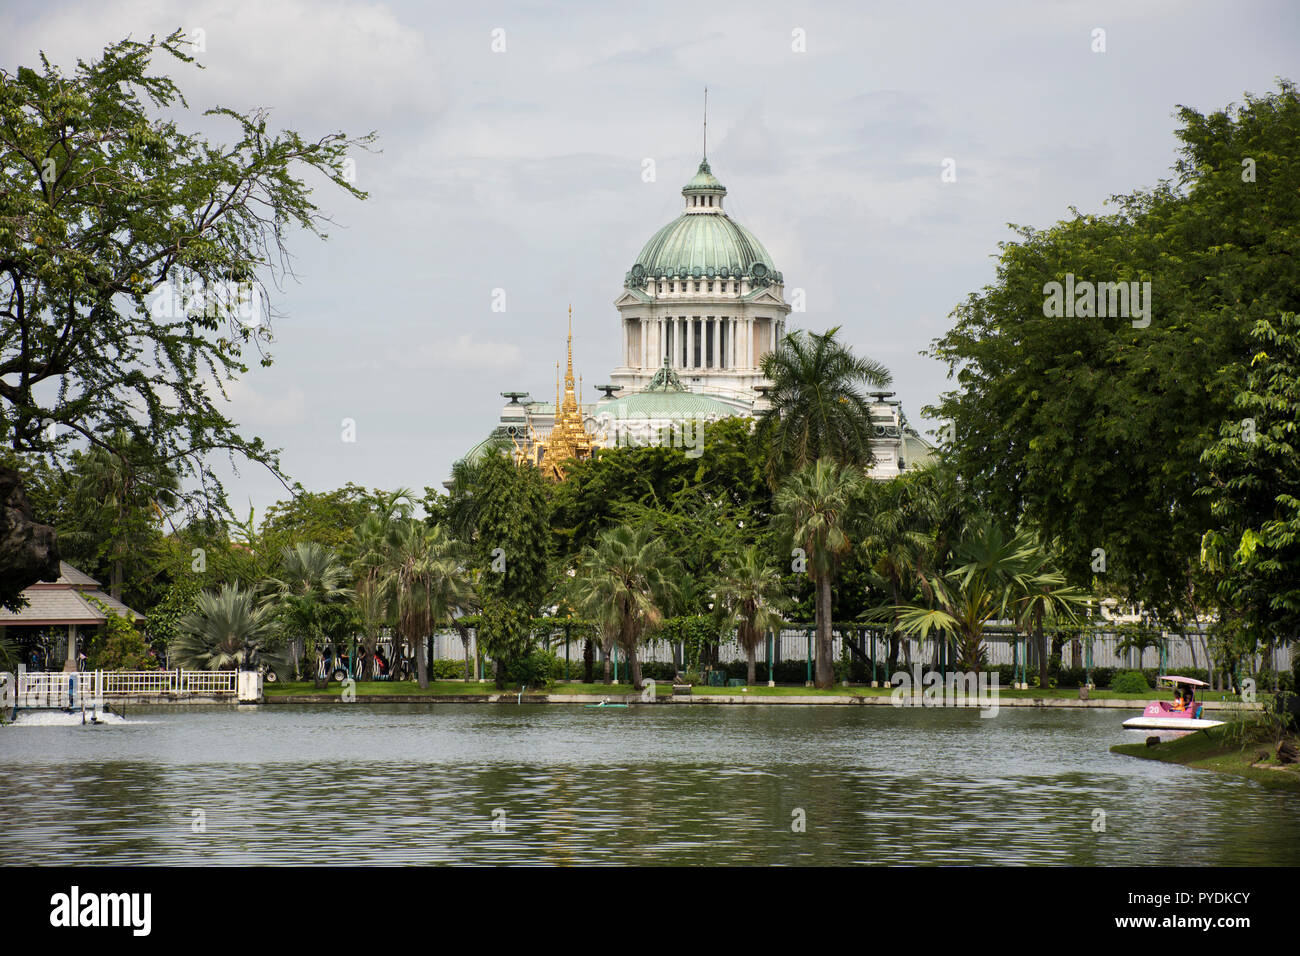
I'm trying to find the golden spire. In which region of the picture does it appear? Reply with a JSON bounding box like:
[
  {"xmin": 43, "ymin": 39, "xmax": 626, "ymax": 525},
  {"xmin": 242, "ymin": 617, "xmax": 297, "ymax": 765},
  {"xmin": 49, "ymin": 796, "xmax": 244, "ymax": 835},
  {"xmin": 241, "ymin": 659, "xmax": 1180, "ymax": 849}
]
[{"xmin": 539, "ymin": 306, "xmax": 594, "ymax": 481}]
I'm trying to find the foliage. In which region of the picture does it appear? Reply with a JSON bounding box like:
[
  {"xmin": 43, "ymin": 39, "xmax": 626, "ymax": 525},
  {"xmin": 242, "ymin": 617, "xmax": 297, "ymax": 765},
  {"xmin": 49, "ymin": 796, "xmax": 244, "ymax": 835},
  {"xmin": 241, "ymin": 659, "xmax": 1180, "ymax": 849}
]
[
  {"xmin": 569, "ymin": 523, "xmax": 679, "ymax": 689},
  {"xmin": 757, "ymin": 327, "xmax": 892, "ymax": 486},
  {"xmin": 774, "ymin": 458, "xmax": 863, "ymax": 687},
  {"xmin": 1110, "ymin": 670, "xmax": 1151, "ymax": 694},
  {"xmin": 171, "ymin": 583, "xmax": 284, "ymax": 672},
  {"xmin": 926, "ymin": 81, "xmax": 1300, "ymax": 623},
  {"xmin": 505, "ymin": 649, "xmax": 561, "ymax": 688},
  {"xmin": 0, "ymin": 32, "xmax": 371, "ymax": 515},
  {"xmin": 379, "ymin": 520, "xmax": 475, "ymax": 689},
  {"xmin": 85, "ymin": 604, "xmax": 156, "ymax": 670},
  {"xmin": 1200, "ymin": 311, "xmax": 1300, "ymax": 651},
  {"xmin": 711, "ymin": 544, "xmax": 787, "ymax": 683}
]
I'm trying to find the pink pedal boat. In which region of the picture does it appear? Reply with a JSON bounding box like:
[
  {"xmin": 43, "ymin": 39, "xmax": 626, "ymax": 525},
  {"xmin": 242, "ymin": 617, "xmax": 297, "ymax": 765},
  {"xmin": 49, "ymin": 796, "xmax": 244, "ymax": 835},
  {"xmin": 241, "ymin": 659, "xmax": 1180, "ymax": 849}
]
[{"xmin": 1122, "ymin": 675, "xmax": 1225, "ymax": 730}]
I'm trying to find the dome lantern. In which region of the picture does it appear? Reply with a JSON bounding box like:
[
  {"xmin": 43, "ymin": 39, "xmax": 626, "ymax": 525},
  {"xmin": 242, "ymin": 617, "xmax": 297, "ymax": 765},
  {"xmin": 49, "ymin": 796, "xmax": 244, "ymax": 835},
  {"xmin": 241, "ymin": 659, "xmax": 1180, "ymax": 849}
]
[{"xmin": 682, "ymin": 159, "xmax": 727, "ymax": 214}]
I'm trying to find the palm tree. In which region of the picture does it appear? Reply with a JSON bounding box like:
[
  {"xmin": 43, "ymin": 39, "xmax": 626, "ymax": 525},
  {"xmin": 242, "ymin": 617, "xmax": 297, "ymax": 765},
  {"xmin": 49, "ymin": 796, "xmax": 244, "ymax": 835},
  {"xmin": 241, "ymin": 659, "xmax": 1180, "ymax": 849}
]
[
  {"xmin": 64, "ymin": 430, "xmax": 180, "ymax": 600},
  {"xmin": 262, "ymin": 542, "xmax": 354, "ymax": 679},
  {"xmin": 347, "ymin": 489, "xmax": 415, "ymax": 678},
  {"xmin": 757, "ymin": 327, "xmax": 892, "ymax": 486},
  {"xmin": 171, "ymin": 584, "xmax": 286, "ymax": 673},
  {"xmin": 1007, "ymin": 538, "xmax": 1088, "ymax": 686},
  {"xmin": 352, "ymin": 576, "xmax": 389, "ymax": 679},
  {"xmin": 775, "ymin": 458, "xmax": 863, "ymax": 688},
  {"xmin": 570, "ymin": 524, "xmax": 678, "ymax": 690},
  {"xmin": 380, "ymin": 521, "xmax": 476, "ymax": 689},
  {"xmin": 875, "ymin": 520, "xmax": 1085, "ymax": 676},
  {"xmin": 712, "ymin": 544, "xmax": 787, "ymax": 685},
  {"xmin": 857, "ymin": 476, "xmax": 937, "ymax": 673}
]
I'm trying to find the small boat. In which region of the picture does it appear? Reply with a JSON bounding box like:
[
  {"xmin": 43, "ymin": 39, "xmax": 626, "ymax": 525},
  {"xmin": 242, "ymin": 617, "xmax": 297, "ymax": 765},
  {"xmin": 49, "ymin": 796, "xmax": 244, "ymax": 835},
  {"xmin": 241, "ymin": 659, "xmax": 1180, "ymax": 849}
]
[
  {"xmin": 583, "ymin": 698, "xmax": 629, "ymax": 709},
  {"xmin": 1122, "ymin": 675, "xmax": 1225, "ymax": 730}
]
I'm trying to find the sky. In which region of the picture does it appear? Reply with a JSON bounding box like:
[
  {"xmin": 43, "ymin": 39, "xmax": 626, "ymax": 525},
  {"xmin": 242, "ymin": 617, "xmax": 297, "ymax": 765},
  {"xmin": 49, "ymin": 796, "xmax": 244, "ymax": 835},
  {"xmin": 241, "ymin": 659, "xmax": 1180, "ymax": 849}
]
[{"xmin": 3, "ymin": 0, "xmax": 1297, "ymax": 519}]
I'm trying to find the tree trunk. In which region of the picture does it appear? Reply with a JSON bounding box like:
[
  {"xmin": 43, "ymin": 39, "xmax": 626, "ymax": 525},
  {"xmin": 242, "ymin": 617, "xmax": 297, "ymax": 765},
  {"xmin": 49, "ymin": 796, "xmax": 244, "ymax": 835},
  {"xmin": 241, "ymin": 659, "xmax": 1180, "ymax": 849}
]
[
  {"xmin": 110, "ymin": 558, "xmax": 123, "ymax": 601},
  {"xmin": 601, "ymin": 640, "xmax": 611, "ymax": 683},
  {"xmin": 494, "ymin": 658, "xmax": 507, "ymax": 690},
  {"xmin": 815, "ymin": 575, "xmax": 834, "ymax": 688},
  {"xmin": 628, "ymin": 643, "xmax": 643, "ymax": 690},
  {"xmin": 887, "ymin": 581, "xmax": 902, "ymax": 673},
  {"xmin": 459, "ymin": 629, "xmax": 471, "ymax": 681},
  {"xmin": 1036, "ymin": 619, "xmax": 1049, "ymax": 689},
  {"xmin": 582, "ymin": 638, "xmax": 594, "ymax": 683},
  {"xmin": 747, "ymin": 645, "xmax": 757, "ymax": 685},
  {"xmin": 416, "ymin": 633, "xmax": 429, "ymax": 689}
]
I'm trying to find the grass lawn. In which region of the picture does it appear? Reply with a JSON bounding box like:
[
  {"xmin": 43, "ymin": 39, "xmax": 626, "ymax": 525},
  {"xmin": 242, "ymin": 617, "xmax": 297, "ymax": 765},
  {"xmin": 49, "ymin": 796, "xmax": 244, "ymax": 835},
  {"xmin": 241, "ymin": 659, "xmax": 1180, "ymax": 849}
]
[
  {"xmin": 263, "ymin": 680, "xmax": 1251, "ymax": 702},
  {"xmin": 1111, "ymin": 724, "xmax": 1300, "ymax": 792}
]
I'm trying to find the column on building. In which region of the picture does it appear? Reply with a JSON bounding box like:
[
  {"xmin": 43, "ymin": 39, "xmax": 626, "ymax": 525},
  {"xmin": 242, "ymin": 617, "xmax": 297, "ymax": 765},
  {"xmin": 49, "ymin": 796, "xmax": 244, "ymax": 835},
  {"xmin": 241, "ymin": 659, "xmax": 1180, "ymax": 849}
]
[
  {"xmin": 686, "ymin": 318, "xmax": 694, "ymax": 370},
  {"xmin": 709, "ymin": 318, "xmax": 718, "ymax": 369}
]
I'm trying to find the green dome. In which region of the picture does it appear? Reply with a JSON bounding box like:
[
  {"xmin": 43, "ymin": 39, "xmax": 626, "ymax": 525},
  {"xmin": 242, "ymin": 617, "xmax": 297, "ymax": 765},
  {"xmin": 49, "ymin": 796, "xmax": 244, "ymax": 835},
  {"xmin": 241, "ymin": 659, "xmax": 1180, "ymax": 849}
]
[
  {"xmin": 630, "ymin": 215, "xmax": 778, "ymax": 284},
  {"xmin": 599, "ymin": 389, "xmax": 736, "ymax": 420},
  {"xmin": 624, "ymin": 160, "xmax": 781, "ymax": 288}
]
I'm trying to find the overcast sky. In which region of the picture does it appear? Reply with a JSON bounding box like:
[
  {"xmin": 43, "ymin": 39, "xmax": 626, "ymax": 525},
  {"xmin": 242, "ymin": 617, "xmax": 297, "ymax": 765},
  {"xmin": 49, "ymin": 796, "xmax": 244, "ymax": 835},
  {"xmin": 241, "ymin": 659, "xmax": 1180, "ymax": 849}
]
[{"xmin": 3, "ymin": 0, "xmax": 1297, "ymax": 518}]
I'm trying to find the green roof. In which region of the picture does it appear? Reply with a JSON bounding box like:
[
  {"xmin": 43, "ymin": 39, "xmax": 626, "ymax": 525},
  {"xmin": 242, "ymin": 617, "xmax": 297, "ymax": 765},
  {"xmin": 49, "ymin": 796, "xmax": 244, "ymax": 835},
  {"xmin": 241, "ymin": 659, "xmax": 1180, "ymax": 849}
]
[
  {"xmin": 624, "ymin": 160, "xmax": 781, "ymax": 287},
  {"xmin": 597, "ymin": 364, "xmax": 738, "ymax": 420},
  {"xmin": 629, "ymin": 213, "xmax": 778, "ymax": 284},
  {"xmin": 599, "ymin": 390, "xmax": 737, "ymax": 419},
  {"xmin": 682, "ymin": 159, "xmax": 726, "ymax": 193}
]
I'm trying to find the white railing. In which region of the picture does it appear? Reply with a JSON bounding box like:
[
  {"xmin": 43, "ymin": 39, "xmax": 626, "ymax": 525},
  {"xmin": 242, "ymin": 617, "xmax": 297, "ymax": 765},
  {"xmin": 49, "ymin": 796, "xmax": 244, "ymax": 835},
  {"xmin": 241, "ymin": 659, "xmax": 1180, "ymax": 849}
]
[{"xmin": 14, "ymin": 669, "xmax": 236, "ymax": 707}]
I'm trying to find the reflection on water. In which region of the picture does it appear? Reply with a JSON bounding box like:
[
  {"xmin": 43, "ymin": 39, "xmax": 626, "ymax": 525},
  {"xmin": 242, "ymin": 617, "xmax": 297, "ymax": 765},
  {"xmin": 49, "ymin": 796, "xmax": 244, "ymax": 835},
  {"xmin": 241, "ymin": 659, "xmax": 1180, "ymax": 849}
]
[{"xmin": 2, "ymin": 704, "xmax": 1297, "ymax": 865}]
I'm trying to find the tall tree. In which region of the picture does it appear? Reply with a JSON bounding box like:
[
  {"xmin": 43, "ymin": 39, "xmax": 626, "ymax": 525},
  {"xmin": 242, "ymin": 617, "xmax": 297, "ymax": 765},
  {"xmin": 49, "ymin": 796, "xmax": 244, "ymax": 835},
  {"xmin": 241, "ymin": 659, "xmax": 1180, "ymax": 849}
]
[
  {"xmin": 1201, "ymin": 311, "xmax": 1300, "ymax": 671},
  {"xmin": 775, "ymin": 458, "xmax": 863, "ymax": 688},
  {"xmin": 380, "ymin": 521, "xmax": 476, "ymax": 689},
  {"xmin": 570, "ymin": 523, "xmax": 678, "ymax": 690},
  {"xmin": 457, "ymin": 452, "xmax": 553, "ymax": 687},
  {"xmin": 262, "ymin": 542, "xmax": 354, "ymax": 679},
  {"xmin": 61, "ymin": 430, "xmax": 179, "ymax": 600},
  {"xmin": 348, "ymin": 488, "xmax": 414, "ymax": 679},
  {"xmin": 712, "ymin": 544, "xmax": 787, "ymax": 685},
  {"xmin": 757, "ymin": 327, "xmax": 892, "ymax": 486},
  {"xmin": 926, "ymin": 81, "xmax": 1300, "ymax": 622},
  {"xmin": 0, "ymin": 32, "xmax": 370, "ymax": 538}
]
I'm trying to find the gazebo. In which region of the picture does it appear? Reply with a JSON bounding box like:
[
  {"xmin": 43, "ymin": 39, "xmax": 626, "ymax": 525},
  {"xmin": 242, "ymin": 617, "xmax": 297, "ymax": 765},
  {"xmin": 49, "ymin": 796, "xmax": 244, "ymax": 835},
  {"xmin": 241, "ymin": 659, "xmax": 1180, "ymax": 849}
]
[{"xmin": 0, "ymin": 562, "xmax": 144, "ymax": 672}]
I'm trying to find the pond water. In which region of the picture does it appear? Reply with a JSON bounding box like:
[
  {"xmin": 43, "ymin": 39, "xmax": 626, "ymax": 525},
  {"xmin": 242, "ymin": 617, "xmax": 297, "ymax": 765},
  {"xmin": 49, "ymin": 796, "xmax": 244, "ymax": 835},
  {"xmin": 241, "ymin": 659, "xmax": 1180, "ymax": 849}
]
[{"xmin": 2, "ymin": 704, "xmax": 1297, "ymax": 865}]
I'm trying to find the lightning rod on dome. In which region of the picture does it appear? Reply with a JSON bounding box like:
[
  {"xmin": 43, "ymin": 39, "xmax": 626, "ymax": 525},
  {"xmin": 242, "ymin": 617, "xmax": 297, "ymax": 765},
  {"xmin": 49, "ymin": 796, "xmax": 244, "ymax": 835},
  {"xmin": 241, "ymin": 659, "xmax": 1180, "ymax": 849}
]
[{"xmin": 703, "ymin": 86, "xmax": 708, "ymax": 161}]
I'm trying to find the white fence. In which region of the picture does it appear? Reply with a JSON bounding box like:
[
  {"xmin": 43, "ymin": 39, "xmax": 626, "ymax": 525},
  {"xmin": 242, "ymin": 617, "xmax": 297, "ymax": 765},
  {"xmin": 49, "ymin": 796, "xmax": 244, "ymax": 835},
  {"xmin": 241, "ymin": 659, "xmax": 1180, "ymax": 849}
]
[
  {"xmin": 425, "ymin": 626, "xmax": 1293, "ymax": 675},
  {"xmin": 11, "ymin": 669, "xmax": 236, "ymax": 708}
]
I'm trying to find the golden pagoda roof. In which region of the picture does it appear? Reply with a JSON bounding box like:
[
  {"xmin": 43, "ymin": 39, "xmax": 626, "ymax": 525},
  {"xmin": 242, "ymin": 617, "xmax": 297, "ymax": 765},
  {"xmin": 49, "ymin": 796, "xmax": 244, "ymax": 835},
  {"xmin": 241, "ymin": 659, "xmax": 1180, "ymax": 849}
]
[{"xmin": 538, "ymin": 307, "xmax": 594, "ymax": 480}]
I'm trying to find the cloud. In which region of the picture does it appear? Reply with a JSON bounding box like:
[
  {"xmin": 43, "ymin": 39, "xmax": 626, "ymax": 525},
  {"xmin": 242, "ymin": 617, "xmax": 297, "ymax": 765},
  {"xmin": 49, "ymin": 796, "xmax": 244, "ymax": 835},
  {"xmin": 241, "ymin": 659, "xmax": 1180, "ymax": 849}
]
[
  {"xmin": 2, "ymin": 0, "xmax": 445, "ymax": 131},
  {"xmin": 221, "ymin": 377, "xmax": 308, "ymax": 428},
  {"xmin": 387, "ymin": 334, "xmax": 523, "ymax": 373}
]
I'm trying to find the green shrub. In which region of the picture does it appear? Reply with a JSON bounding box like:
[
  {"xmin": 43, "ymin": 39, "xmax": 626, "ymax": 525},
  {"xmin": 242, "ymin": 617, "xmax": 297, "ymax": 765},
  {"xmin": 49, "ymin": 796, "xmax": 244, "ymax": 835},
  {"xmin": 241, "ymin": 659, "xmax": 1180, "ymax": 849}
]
[
  {"xmin": 86, "ymin": 607, "xmax": 154, "ymax": 670},
  {"xmin": 505, "ymin": 650, "xmax": 559, "ymax": 688},
  {"xmin": 429, "ymin": 658, "xmax": 474, "ymax": 680},
  {"xmin": 1110, "ymin": 670, "xmax": 1151, "ymax": 693}
]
